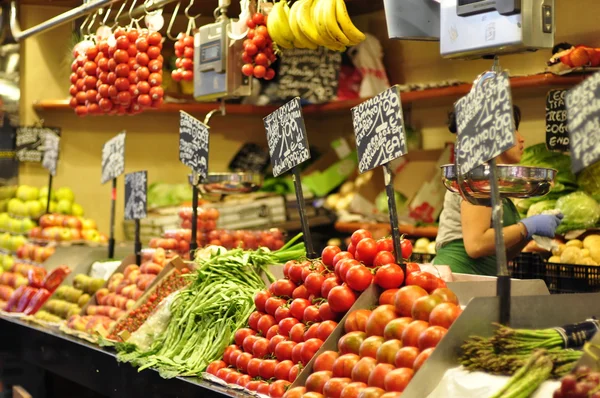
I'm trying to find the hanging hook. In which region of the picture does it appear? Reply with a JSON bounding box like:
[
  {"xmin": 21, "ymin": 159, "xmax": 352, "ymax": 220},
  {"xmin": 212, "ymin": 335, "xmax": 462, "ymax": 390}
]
[
  {"xmin": 80, "ymin": 12, "xmax": 92, "ymax": 38},
  {"xmin": 111, "ymin": 0, "xmax": 129, "ymax": 29},
  {"xmin": 128, "ymin": 0, "xmax": 146, "ymax": 29},
  {"xmin": 101, "ymin": 3, "xmax": 114, "ymax": 26},
  {"xmin": 166, "ymin": 1, "xmax": 182, "ymax": 40},
  {"xmin": 86, "ymin": 9, "xmax": 100, "ymax": 37},
  {"xmin": 185, "ymin": 0, "xmax": 202, "ymax": 21}
]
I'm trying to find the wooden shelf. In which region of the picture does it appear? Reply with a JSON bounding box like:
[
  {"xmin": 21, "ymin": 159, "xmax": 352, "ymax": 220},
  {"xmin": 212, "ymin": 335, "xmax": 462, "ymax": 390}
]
[{"xmin": 33, "ymin": 73, "xmax": 590, "ymax": 116}]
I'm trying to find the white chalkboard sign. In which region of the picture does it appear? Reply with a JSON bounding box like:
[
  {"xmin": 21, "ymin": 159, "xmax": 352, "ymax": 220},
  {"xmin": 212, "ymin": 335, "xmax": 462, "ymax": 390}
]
[
  {"xmin": 275, "ymin": 47, "xmax": 342, "ymax": 104},
  {"xmin": 351, "ymin": 86, "xmax": 407, "ymax": 173},
  {"xmin": 566, "ymin": 72, "xmax": 600, "ymax": 174},
  {"xmin": 546, "ymin": 89, "xmax": 570, "ymax": 152},
  {"xmin": 263, "ymin": 97, "xmax": 311, "ymax": 177},
  {"xmin": 16, "ymin": 126, "xmax": 60, "ymax": 163},
  {"xmin": 124, "ymin": 171, "xmax": 147, "ymax": 220},
  {"xmin": 101, "ymin": 132, "xmax": 126, "ymax": 184},
  {"xmin": 179, "ymin": 111, "xmax": 210, "ymax": 180},
  {"xmin": 454, "ymin": 72, "xmax": 515, "ymax": 175},
  {"xmin": 42, "ymin": 130, "xmax": 60, "ymax": 176}
]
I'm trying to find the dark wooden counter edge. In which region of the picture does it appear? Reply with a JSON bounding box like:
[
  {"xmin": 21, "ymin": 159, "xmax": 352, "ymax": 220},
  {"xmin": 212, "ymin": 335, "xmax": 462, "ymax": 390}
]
[{"xmin": 0, "ymin": 315, "xmax": 252, "ymax": 398}]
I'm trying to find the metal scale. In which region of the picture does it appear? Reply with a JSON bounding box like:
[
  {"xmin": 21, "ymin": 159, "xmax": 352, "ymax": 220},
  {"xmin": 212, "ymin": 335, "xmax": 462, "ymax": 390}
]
[{"xmin": 193, "ymin": 0, "xmax": 251, "ymax": 101}]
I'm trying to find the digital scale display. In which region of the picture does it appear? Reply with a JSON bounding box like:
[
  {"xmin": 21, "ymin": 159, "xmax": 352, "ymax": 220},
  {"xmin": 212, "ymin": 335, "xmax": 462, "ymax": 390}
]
[{"xmin": 200, "ymin": 40, "xmax": 221, "ymax": 63}]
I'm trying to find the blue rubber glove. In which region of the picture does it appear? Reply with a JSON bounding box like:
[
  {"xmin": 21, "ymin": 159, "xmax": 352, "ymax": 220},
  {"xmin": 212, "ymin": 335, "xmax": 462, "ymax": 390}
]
[{"xmin": 520, "ymin": 213, "xmax": 564, "ymax": 239}]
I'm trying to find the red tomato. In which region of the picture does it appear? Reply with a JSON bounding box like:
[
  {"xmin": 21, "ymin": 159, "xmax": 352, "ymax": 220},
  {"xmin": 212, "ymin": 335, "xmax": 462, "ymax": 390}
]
[
  {"xmin": 319, "ymin": 302, "xmax": 341, "ymax": 322},
  {"xmin": 228, "ymin": 350, "xmax": 242, "ymax": 368},
  {"xmin": 413, "ymin": 347, "xmax": 434, "ymax": 372},
  {"xmin": 253, "ymin": 64, "xmax": 266, "ymax": 78},
  {"xmin": 302, "ymin": 338, "xmax": 324, "ymax": 364},
  {"xmin": 270, "ymin": 380, "xmax": 291, "ymax": 398},
  {"xmin": 258, "ymin": 359, "xmax": 278, "ymax": 379},
  {"xmin": 236, "ymin": 374, "xmax": 251, "ymax": 387},
  {"xmin": 257, "ymin": 382, "xmax": 271, "ymax": 395},
  {"xmin": 395, "ymin": 346, "xmax": 420, "ymax": 369},
  {"xmin": 279, "ymin": 317, "xmax": 300, "ymax": 336},
  {"xmin": 252, "ymin": 12, "xmax": 265, "ymax": 25},
  {"xmin": 283, "ymin": 386, "xmax": 306, "ymax": 398},
  {"xmin": 357, "ymin": 387, "xmax": 385, "ymax": 398},
  {"xmin": 216, "ymin": 367, "xmax": 233, "ymax": 380},
  {"xmin": 411, "ymin": 295, "xmax": 443, "ymax": 321},
  {"xmin": 405, "ymin": 262, "xmax": 420, "ymax": 275},
  {"xmin": 365, "ymin": 305, "xmax": 397, "ymax": 337},
  {"xmin": 401, "ymin": 320, "xmax": 430, "ymax": 348},
  {"xmin": 243, "ymin": 335, "xmax": 260, "ymax": 353},
  {"xmin": 429, "ymin": 302, "xmax": 461, "ymax": 329},
  {"xmin": 340, "ymin": 382, "xmax": 367, "ymax": 398},
  {"xmin": 431, "ymin": 288, "xmax": 459, "ymax": 305},
  {"xmin": 379, "ymin": 289, "xmax": 399, "ymax": 306},
  {"xmin": 246, "ymin": 380, "xmax": 260, "ymax": 391},
  {"xmin": 306, "ymin": 370, "xmax": 333, "ymax": 393},
  {"xmin": 291, "ymin": 342, "xmax": 305, "ymax": 364},
  {"xmin": 293, "ymin": 284, "xmax": 310, "ymax": 299},
  {"xmin": 241, "ymin": 63, "xmax": 254, "ymax": 77},
  {"xmin": 394, "ymin": 285, "xmax": 428, "ymax": 317},
  {"xmin": 246, "ymin": 358, "xmax": 262, "ymax": 378},
  {"xmin": 270, "ymin": 279, "xmax": 297, "ymax": 298},
  {"xmin": 304, "ymin": 305, "xmax": 322, "ymax": 323},
  {"xmin": 304, "ymin": 393, "xmax": 326, "ymax": 398},
  {"xmin": 328, "ymin": 285, "xmax": 357, "ymax": 313},
  {"xmin": 347, "ymin": 243, "xmax": 356, "ymax": 257},
  {"xmin": 343, "ymin": 310, "xmax": 370, "ymax": 334},
  {"xmin": 332, "ymin": 353, "xmax": 360, "ymax": 378},
  {"xmin": 401, "ymin": 239, "xmax": 413, "ymax": 259},
  {"xmin": 305, "ymin": 273, "xmax": 326, "ymax": 296},
  {"xmin": 290, "ymin": 298, "xmax": 311, "ymax": 320},
  {"xmin": 254, "ymin": 290, "xmax": 271, "ymax": 312},
  {"xmin": 274, "ymin": 359, "xmax": 294, "ymax": 381},
  {"xmin": 317, "ymin": 320, "xmax": 337, "ymax": 341},
  {"xmin": 275, "ymin": 340, "xmax": 297, "ymax": 361},
  {"xmin": 406, "ymin": 271, "xmax": 442, "ymax": 294},
  {"xmin": 289, "ymin": 323, "xmax": 306, "ymax": 342},
  {"xmin": 336, "ymin": 259, "xmax": 360, "ymax": 282},
  {"xmin": 324, "ymin": 377, "xmax": 352, "ymax": 398},
  {"xmin": 302, "ymin": 261, "xmax": 326, "ymax": 282},
  {"xmin": 368, "ymin": 363, "xmax": 395, "ymax": 389},
  {"xmin": 267, "ymin": 325, "xmax": 280, "ymax": 340},
  {"xmin": 374, "ymin": 264, "xmax": 405, "ymax": 289},
  {"xmin": 358, "ymin": 336, "xmax": 384, "ymax": 359},
  {"xmin": 252, "ymin": 337, "xmax": 270, "ymax": 358},
  {"xmin": 234, "ymin": 328, "xmax": 256, "ymax": 347},
  {"xmin": 206, "ymin": 360, "xmax": 226, "ymax": 375},
  {"xmin": 375, "ymin": 339, "xmax": 402, "ymax": 365},
  {"xmin": 418, "ymin": 325, "xmax": 447, "ymax": 350},
  {"xmin": 288, "ymin": 363, "xmax": 302, "ymax": 382},
  {"xmin": 384, "ymin": 368, "xmax": 413, "ymax": 392},
  {"xmin": 383, "ymin": 317, "xmax": 413, "ymax": 340},
  {"xmin": 269, "ymin": 335, "xmax": 287, "ymax": 354},
  {"xmin": 355, "ymin": 238, "xmax": 378, "ymax": 266},
  {"xmin": 257, "ymin": 314, "xmax": 277, "ymax": 335},
  {"xmin": 345, "ymin": 265, "xmax": 373, "ymax": 291},
  {"xmin": 225, "ymin": 369, "xmax": 241, "ymax": 384},
  {"xmin": 373, "ymin": 251, "xmax": 395, "ymax": 267},
  {"xmin": 376, "ymin": 238, "xmax": 394, "ymax": 253},
  {"xmin": 283, "ymin": 260, "xmax": 297, "ymax": 279},
  {"xmin": 351, "ymin": 229, "xmax": 372, "ymax": 246},
  {"xmin": 236, "ymin": 352, "xmax": 253, "ymax": 372},
  {"xmin": 332, "ymin": 252, "xmax": 354, "ymax": 269},
  {"xmin": 314, "ymin": 350, "xmax": 339, "ymax": 372},
  {"xmin": 265, "ymin": 297, "xmax": 287, "ymax": 316},
  {"xmin": 351, "ymin": 357, "xmax": 377, "ymax": 384},
  {"xmin": 288, "ymin": 262, "xmax": 306, "ymax": 283},
  {"xmin": 248, "ymin": 311, "xmax": 264, "ymax": 330},
  {"xmin": 222, "ymin": 344, "xmax": 239, "ymax": 365},
  {"xmin": 321, "ymin": 277, "xmax": 341, "ymax": 298},
  {"xmin": 304, "ymin": 322, "xmax": 321, "ymax": 341},
  {"xmin": 322, "ymin": 246, "xmax": 342, "ymax": 268},
  {"xmin": 338, "ymin": 331, "xmax": 366, "ymax": 355}
]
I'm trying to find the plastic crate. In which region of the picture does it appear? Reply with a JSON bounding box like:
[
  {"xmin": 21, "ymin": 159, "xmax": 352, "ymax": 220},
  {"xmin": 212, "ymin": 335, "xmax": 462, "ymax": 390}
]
[{"xmin": 410, "ymin": 253, "xmax": 436, "ymax": 263}]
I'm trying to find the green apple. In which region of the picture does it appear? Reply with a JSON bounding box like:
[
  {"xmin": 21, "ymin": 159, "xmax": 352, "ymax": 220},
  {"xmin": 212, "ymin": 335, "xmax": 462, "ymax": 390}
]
[
  {"xmin": 58, "ymin": 227, "xmax": 72, "ymax": 241},
  {"xmin": 0, "ymin": 199, "xmax": 8, "ymax": 213},
  {"xmin": 7, "ymin": 198, "xmax": 22, "ymax": 215},
  {"xmin": 72, "ymin": 203, "xmax": 84, "ymax": 217},
  {"xmin": 55, "ymin": 187, "xmax": 75, "ymax": 203},
  {"xmin": 21, "ymin": 218, "xmax": 36, "ymax": 233},
  {"xmin": 0, "ymin": 232, "xmax": 11, "ymax": 249},
  {"xmin": 0, "ymin": 185, "xmax": 17, "ymax": 200},
  {"xmin": 26, "ymin": 200, "xmax": 44, "ymax": 219},
  {"xmin": 38, "ymin": 186, "xmax": 56, "ymax": 201},
  {"xmin": 57, "ymin": 199, "xmax": 73, "ymax": 215},
  {"xmin": 3, "ymin": 254, "xmax": 13, "ymax": 269},
  {"xmin": 39, "ymin": 198, "xmax": 57, "ymax": 213},
  {"xmin": 10, "ymin": 235, "xmax": 27, "ymax": 251},
  {"xmin": 0, "ymin": 213, "xmax": 9, "ymax": 230},
  {"xmin": 8, "ymin": 218, "xmax": 22, "ymax": 234},
  {"xmin": 16, "ymin": 185, "xmax": 39, "ymax": 202}
]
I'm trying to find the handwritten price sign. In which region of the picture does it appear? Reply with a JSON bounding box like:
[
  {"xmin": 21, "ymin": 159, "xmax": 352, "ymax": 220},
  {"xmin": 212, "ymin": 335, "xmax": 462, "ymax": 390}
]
[
  {"xmin": 124, "ymin": 171, "xmax": 147, "ymax": 220},
  {"xmin": 566, "ymin": 72, "xmax": 600, "ymax": 173},
  {"xmin": 454, "ymin": 72, "xmax": 515, "ymax": 174},
  {"xmin": 42, "ymin": 131, "xmax": 60, "ymax": 176},
  {"xmin": 263, "ymin": 97, "xmax": 311, "ymax": 177},
  {"xmin": 546, "ymin": 89, "xmax": 570, "ymax": 152},
  {"xmin": 101, "ymin": 132, "xmax": 126, "ymax": 184},
  {"xmin": 179, "ymin": 111, "xmax": 210, "ymax": 180},
  {"xmin": 351, "ymin": 86, "xmax": 407, "ymax": 173}
]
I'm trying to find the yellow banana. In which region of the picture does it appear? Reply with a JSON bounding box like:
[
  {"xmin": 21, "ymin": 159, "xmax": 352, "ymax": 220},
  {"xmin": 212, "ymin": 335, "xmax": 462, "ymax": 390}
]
[
  {"xmin": 267, "ymin": 2, "xmax": 294, "ymax": 49},
  {"xmin": 314, "ymin": 0, "xmax": 347, "ymax": 51},
  {"xmin": 289, "ymin": 0, "xmax": 318, "ymax": 49},
  {"xmin": 278, "ymin": 1, "xmax": 296, "ymax": 43},
  {"xmin": 297, "ymin": 0, "xmax": 328, "ymax": 47},
  {"xmin": 323, "ymin": 0, "xmax": 350, "ymax": 46},
  {"xmin": 335, "ymin": 0, "xmax": 366, "ymax": 45}
]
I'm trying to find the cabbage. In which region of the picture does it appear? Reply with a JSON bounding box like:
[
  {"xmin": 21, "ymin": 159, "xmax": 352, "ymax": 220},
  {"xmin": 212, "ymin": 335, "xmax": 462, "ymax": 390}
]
[
  {"xmin": 577, "ymin": 161, "xmax": 600, "ymax": 202},
  {"xmin": 375, "ymin": 191, "xmax": 407, "ymax": 214},
  {"xmin": 526, "ymin": 200, "xmax": 557, "ymax": 217},
  {"xmin": 520, "ymin": 144, "xmax": 578, "ymax": 189},
  {"xmin": 555, "ymin": 191, "xmax": 600, "ymax": 233}
]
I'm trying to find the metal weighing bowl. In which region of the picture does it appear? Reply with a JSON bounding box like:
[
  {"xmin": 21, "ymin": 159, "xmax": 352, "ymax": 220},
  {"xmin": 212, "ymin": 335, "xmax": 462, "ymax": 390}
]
[
  {"xmin": 441, "ymin": 164, "xmax": 557, "ymax": 199},
  {"xmin": 197, "ymin": 172, "xmax": 263, "ymax": 195}
]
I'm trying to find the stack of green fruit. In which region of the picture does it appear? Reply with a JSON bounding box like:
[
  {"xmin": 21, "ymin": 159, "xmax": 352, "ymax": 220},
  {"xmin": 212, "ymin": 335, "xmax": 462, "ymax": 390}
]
[
  {"xmin": 3, "ymin": 185, "xmax": 84, "ymax": 219},
  {"xmin": 0, "ymin": 232, "xmax": 27, "ymax": 252},
  {"xmin": 34, "ymin": 274, "xmax": 105, "ymax": 323},
  {"xmin": 0, "ymin": 212, "xmax": 37, "ymax": 234},
  {"xmin": 0, "ymin": 253, "xmax": 14, "ymax": 273}
]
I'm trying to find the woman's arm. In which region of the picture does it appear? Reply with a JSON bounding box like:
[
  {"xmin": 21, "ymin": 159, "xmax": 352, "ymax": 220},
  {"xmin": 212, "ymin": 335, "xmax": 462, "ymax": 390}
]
[{"xmin": 461, "ymin": 201, "xmax": 527, "ymax": 259}]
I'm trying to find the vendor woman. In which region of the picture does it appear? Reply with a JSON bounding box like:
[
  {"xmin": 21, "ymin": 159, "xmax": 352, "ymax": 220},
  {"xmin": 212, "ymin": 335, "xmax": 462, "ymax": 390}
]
[{"xmin": 433, "ymin": 106, "xmax": 563, "ymax": 276}]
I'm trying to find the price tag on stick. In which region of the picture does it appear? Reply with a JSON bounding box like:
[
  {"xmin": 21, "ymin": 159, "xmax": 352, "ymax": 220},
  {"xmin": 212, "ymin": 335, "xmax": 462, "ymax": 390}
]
[
  {"xmin": 179, "ymin": 111, "xmax": 210, "ymax": 254},
  {"xmin": 101, "ymin": 132, "xmax": 126, "ymax": 259},
  {"xmin": 42, "ymin": 131, "xmax": 60, "ymax": 214},
  {"xmin": 16, "ymin": 126, "xmax": 60, "ymax": 163},
  {"xmin": 546, "ymin": 90, "xmax": 570, "ymax": 152},
  {"xmin": 351, "ymin": 86, "xmax": 408, "ymax": 267},
  {"xmin": 125, "ymin": 171, "xmax": 147, "ymax": 265},
  {"xmin": 566, "ymin": 72, "xmax": 600, "ymax": 174},
  {"xmin": 263, "ymin": 97, "xmax": 315, "ymax": 258}
]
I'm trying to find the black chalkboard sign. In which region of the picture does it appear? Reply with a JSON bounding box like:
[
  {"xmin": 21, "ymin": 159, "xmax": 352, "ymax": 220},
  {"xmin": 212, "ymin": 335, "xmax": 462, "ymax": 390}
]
[
  {"xmin": 101, "ymin": 132, "xmax": 126, "ymax": 184},
  {"xmin": 566, "ymin": 72, "xmax": 600, "ymax": 174},
  {"xmin": 16, "ymin": 126, "xmax": 60, "ymax": 163},
  {"xmin": 263, "ymin": 97, "xmax": 311, "ymax": 177},
  {"xmin": 351, "ymin": 86, "xmax": 407, "ymax": 173},
  {"xmin": 546, "ymin": 89, "xmax": 570, "ymax": 152},
  {"xmin": 179, "ymin": 111, "xmax": 210, "ymax": 180},
  {"xmin": 229, "ymin": 143, "xmax": 271, "ymax": 173},
  {"xmin": 454, "ymin": 72, "xmax": 515, "ymax": 175},
  {"xmin": 275, "ymin": 47, "xmax": 342, "ymax": 104},
  {"xmin": 42, "ymin": 131, "xmax": 60, "ymax": 176},
  {"xmin": 124, "ymin": 171, "xmax": 147, "ymax": 220}
]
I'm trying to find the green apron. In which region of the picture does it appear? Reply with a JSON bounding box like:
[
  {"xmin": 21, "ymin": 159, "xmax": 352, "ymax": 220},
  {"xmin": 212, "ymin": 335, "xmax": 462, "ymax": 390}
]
[{"xmin": 432, "ymin": 200, "xmax": 521, "ymax": 276}]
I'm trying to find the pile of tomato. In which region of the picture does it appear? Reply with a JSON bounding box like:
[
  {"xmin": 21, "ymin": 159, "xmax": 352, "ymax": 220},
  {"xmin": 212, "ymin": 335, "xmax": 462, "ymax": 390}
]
[
  {"xmin": 171, "ymin": 33, "xmax": 194, "ymax": 83},
  {"xmin": 241, "ymin": 12, "xmax": 277, "ymax": 80}
]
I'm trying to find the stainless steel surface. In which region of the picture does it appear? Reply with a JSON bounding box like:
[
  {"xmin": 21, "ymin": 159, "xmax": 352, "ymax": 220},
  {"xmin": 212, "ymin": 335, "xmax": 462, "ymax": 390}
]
[
  {"xmin": 197, "ymin": 172, "xmax": 263, "ymax": 195},
  {"xmin": 441, "ymin": 164, "xmax": 557, "ymax": 199},
  {"xmin": 403, "ymin": 293, "xmax": 600, "ymax": 398},
  {"xmin": 383, "ymin": 0, "xmax": 440, "ymax": 41},
  {"xmin": 446, "ymin": 279, "xmax": 549, "ymax": 306}
]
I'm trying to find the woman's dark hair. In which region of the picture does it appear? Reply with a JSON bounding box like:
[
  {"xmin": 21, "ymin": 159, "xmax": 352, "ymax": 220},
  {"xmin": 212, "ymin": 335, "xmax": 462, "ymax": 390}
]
[{"xmin": 447, "ymin": 105, "xmax": 521, "ymax": 134}]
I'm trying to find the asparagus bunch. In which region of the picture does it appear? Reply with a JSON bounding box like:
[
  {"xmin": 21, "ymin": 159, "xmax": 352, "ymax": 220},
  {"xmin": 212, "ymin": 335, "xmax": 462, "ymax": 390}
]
[{"xmin": 489, "ymin": 350, "xmax": 554, "ymax": 398}]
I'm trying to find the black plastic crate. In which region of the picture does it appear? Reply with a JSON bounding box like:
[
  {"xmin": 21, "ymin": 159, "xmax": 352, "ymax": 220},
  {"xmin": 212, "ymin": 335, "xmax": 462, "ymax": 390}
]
[{"xmin": 410, "ymin": 253, "xmax": 436, "ymax": 263}]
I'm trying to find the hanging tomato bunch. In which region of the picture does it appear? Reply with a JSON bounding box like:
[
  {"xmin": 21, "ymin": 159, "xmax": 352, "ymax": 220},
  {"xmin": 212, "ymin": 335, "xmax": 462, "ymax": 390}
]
[
  {"xmin": 69, "ymin": 28, "xmax": 164, "ymax": 117},
  {"xmin": 241, "ymin": 13, "xmax": 276, "ymax": 81},
  {"xmin": 171, "ymin": 33, "xmax": 194, "ymax": 82}
]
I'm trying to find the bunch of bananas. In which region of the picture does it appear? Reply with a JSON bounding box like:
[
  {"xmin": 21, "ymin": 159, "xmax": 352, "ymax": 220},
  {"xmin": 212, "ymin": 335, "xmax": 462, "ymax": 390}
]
[{"xmin": 267, "ymin": 0, "xmax": 366, "ymax": 51}]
